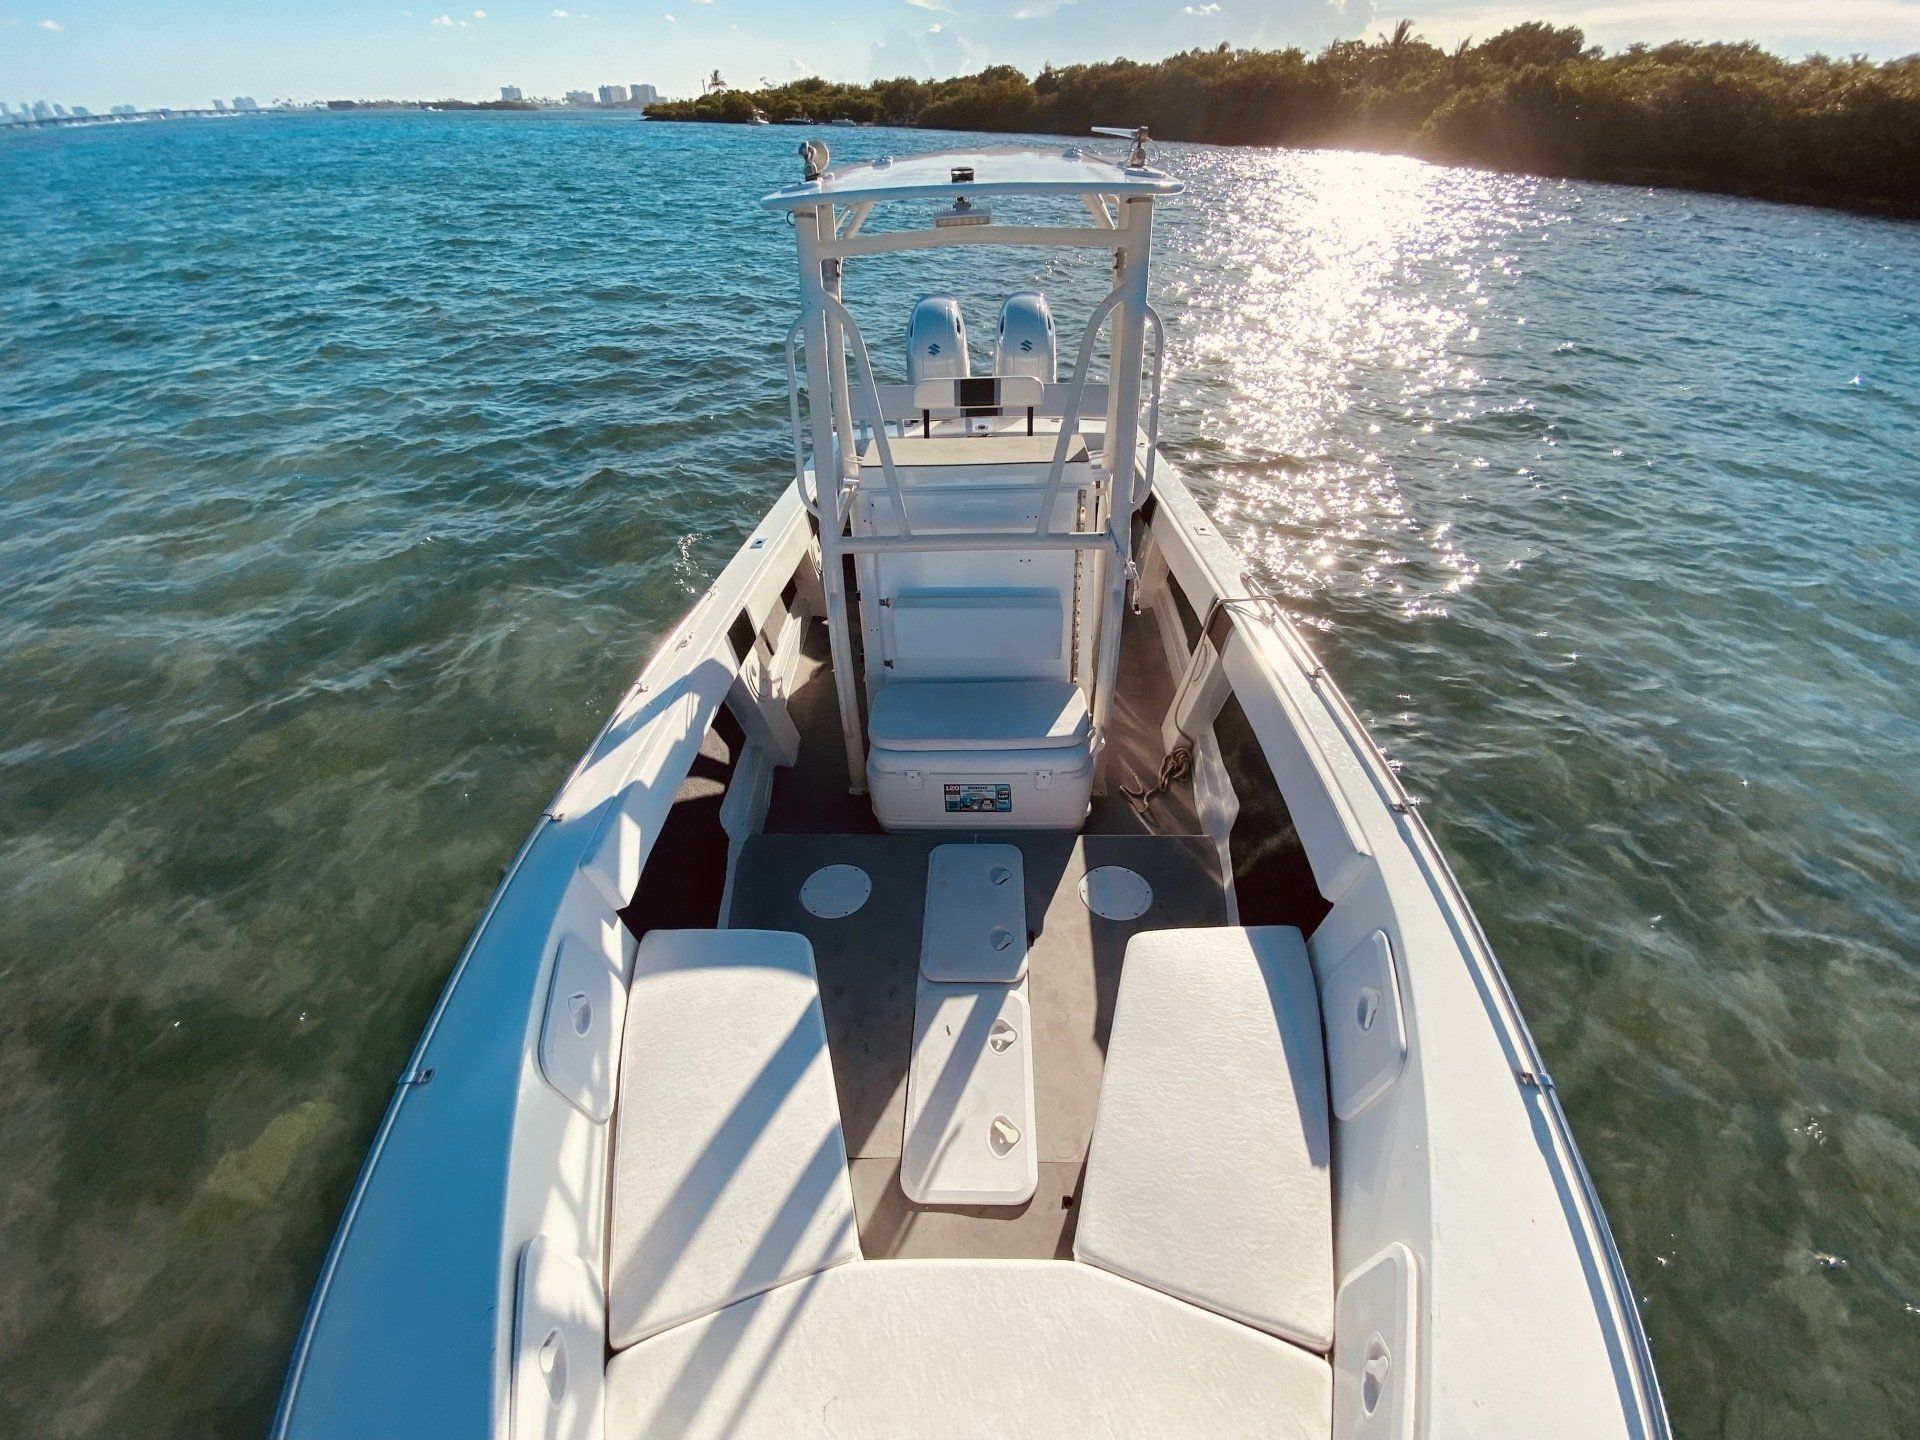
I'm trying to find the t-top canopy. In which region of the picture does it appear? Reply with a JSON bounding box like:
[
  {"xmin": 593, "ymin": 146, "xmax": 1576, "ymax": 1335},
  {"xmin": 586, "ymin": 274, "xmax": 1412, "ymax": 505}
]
[{"xmin": 760, "ymin": 144, "xmax": 1183, "ymax": 211}]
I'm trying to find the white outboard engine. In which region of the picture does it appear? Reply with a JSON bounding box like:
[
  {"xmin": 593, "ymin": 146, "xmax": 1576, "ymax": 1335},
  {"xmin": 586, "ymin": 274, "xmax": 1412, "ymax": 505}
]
[
  {"xmin": 994, "ymin": 291, "xmax": 1056, "ymax": 383},
  {"xmin": 906, "ymin": 295, "xmax": 970, "ymax": 384}
]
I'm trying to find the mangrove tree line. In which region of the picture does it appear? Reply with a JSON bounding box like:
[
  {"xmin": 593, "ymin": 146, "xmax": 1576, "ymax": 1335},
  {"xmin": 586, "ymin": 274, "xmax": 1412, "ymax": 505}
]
[{"xmin": 645, "ymin": 24, "xmax": 1920, "ymax": 215}]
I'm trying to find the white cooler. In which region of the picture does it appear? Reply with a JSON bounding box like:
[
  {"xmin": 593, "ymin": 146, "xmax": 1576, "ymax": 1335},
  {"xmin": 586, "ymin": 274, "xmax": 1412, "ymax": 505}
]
[{"xmin": 865, "ymin": 679, "xmax": 1095, "ymax": 831}]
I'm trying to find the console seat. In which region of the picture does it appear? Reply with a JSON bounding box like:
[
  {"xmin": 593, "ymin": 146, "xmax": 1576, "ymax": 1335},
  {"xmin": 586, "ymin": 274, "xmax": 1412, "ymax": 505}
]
[{"xmin": 865, "ymin": 679, "xmax": 1094, "ymax": 830}]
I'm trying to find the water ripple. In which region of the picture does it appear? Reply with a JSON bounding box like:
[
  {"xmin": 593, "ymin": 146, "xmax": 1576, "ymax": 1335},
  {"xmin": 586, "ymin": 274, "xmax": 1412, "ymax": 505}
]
[{"xmin": 1, "ymin": 113, "xmax": 1916, "ymax": 1438}]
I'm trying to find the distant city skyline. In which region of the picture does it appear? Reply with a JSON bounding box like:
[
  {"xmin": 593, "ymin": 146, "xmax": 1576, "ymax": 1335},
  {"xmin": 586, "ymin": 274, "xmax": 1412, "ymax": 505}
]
[
  {"xmin": 0, "ymin": 84, "xmax": 656, "ymax": 125},
  {"xmin": 3, "ymin": 0, "xmax": 1916, "ymax": 113}
]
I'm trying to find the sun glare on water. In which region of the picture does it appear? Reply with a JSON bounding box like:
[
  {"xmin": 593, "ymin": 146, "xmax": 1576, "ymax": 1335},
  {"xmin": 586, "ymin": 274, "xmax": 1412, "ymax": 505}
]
[{"xmin": 1161, "ymin": 148, "xmax": 1515, "ymax": 622}]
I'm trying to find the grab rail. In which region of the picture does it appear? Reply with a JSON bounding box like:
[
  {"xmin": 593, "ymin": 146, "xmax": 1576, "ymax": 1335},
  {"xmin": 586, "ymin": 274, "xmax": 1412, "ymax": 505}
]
[
  {"xmin": 1139, "ymin": 302, "xmax": 1166, "ymax": 504},
  {"xmin": 783, "ymin": 315, "xmax": 818, "ymax": 518},
  {"xmin": 1033, "ymin": 284, "xmax": 1127, "ymax": 535},
  {"xmin": 816, "ymin": 292, "xmax": 912, "ymax": 536},
  {"xmin": 786, "ymin": 283, "xmax": 1162, "ymax": 544}
]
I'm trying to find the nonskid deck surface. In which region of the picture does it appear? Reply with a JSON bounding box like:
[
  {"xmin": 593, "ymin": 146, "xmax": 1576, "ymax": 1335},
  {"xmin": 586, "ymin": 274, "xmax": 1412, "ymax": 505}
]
[{"xmin": 727, "ymin": 831, "xmax": 1227, "ymax": 1260}]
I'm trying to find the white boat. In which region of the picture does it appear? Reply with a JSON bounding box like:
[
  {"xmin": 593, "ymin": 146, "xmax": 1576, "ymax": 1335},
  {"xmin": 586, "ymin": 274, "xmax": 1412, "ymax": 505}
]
[{"xmin": 274, "ymin": 134, "xmax": 1669, "ymax": 1439}]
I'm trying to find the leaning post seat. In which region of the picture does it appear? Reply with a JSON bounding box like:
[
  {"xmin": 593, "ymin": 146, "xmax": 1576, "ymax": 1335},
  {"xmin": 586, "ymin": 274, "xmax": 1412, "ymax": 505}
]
[
  {"xmin": 865, "ymin": 678, "xmax": 1095, "ymax": 830},
  {"xmin": 912, "ymin": 374, "xmax": 1045, "ymax": 436}
]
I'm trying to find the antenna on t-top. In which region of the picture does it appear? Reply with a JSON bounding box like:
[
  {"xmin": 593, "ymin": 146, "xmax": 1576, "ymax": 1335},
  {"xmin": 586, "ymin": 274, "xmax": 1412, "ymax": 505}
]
[
  {"xmin": 1092, "ymin": 125, "xmax": 1151, "ymax": 169},
  {"xmin": 799, "ymin": 140, "xmax": 830, "ymax": 182}
]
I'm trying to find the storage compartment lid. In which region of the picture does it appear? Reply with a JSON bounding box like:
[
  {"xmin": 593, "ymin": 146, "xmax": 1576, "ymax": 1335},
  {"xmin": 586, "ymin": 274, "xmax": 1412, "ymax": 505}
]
[
  {"xmin": 902, "ymin": 980, "xmax": 1038, "ymax": 1206},
  {"xmin": 868, "ymin": 680, "xmax": 1091, "ymax": 753},
  {"xmin": 922, "ymin": 844, "xmax": 1028, "ymax": 982}
]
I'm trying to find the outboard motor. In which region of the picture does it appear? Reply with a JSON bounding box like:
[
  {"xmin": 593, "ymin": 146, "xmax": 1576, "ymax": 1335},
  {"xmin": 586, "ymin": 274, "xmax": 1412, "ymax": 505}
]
[
  {"xmin": 994, "ymin": 291, "xmax": 1057, "ymax": 383},
  {"xmin": 906, "ymin": 295, "xmax": 970, "ymax": 384}
]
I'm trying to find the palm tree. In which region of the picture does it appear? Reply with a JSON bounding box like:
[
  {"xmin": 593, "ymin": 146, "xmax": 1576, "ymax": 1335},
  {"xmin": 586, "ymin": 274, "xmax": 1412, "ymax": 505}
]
[{"xmin": 1374, "ymin": 18, "xmax": 1419, "ymax": 82}]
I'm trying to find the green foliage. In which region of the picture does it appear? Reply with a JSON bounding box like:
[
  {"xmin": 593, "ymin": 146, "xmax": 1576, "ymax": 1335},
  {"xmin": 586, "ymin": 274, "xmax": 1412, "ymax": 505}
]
[{"xmin": 644, "ymin": 28, "xmax": 1920, "ymax": 212}]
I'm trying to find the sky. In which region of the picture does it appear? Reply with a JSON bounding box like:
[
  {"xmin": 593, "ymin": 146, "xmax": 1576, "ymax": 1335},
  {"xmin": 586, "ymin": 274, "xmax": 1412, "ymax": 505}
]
[{"xmin": 2, "ymin": 0, "xmax": 1915, "ymax": 112}]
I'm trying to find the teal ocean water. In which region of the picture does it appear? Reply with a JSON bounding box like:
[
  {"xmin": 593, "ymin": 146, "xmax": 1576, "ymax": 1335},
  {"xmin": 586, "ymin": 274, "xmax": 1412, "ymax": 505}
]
[{"xmin": 2, "ymin": 113, "xmax": 1916, "ymax": 1436}]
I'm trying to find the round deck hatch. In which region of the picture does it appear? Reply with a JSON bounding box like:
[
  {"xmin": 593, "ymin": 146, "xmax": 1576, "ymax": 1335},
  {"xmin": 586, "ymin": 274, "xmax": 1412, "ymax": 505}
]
[
  {"xmin": 1079, "ymin": 866, "xmax": 1153, "ymax": 922},
  {"xmin": 800, "ymin": 864, "xmax": 872, "ymax": 919}
]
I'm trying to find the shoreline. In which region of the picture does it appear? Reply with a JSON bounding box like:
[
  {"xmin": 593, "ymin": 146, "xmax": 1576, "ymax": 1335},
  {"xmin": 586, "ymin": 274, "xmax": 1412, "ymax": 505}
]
[
  {"xmin": 644, "ymin": 31, "xmax": 1920, "ymax": 225},
  {"xmin": 640, "ymin": 113, "xmax": 1920, "ymax": 224}
]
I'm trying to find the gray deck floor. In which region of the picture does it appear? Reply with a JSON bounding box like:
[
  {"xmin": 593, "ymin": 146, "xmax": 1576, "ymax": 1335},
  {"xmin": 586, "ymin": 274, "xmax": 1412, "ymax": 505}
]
[{"xmin": 728, "ymin": 831, "xmax": 1227, "ymax": 1259}]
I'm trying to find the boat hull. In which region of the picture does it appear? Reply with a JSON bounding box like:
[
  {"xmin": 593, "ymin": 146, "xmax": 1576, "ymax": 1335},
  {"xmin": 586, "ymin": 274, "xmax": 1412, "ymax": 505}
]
[{"xmin": 273, "ymin": 462, "xmax": 1666, "ymax": 1440}]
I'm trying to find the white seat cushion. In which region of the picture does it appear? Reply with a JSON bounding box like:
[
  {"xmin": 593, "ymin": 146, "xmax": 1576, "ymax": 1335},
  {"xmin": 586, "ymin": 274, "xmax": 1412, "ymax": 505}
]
[
  {"xmin": 888, "ymin": 590, "xmax": 1063, "ymax": 675},
  {"xmin": 867, "ymin": 679, "xmax": 1091, "ymax": 753},
  {"xmin": 1075, "ymin": 926, "xmax": 1334, "ymax": 1351},
  {"xmin": 604, "ymin": 1259, "xmax": 1331, "ymax": 1439},
  {"xmin": 607, "ymin": 929, "xmax": 860, "ymax": 1349}
]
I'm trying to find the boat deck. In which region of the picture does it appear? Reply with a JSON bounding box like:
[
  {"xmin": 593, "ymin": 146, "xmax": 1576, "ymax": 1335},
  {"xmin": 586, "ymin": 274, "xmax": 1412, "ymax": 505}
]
[
  {"xmin": 729, "ymin": 831, "xmax": 1225, "ymax": 1259},
  {"xmin": 734, "ymin": 609, "xmax": 1223, "ymax": 1259}
]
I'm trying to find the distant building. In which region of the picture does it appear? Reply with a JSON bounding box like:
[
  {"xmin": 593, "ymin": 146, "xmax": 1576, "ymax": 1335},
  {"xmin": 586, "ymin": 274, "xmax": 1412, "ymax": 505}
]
[
  {"xmin": 233, "ymin": 96, "xmax": 259, "ymax": 112},
  {"xmin": 598, "ymin": 84, "xmax": 628, "ymax": 105},
  {"xmin": 53, "ymin": 103, "xmax": 68, "ymax": 117},
  {"xmin": 72, "ymin": 106, "xmax": 91, "ymax": 117},
  {"xmin": 31, "ymin": 100, "xmax": 53, "ymax": 120},
  {"xmin": 500, "ymin": 85, "xmax": 523, "ymax": 102},
  {"xmin": 213, "ymin": 99, "xmax": 227, "ymax": 112},
  {"xmin": 564, "ymin": 89, "xmax": 595, "ymax": 106},
  {"xmin": 111, "ymin": 104, "xmax": 137, "ymax": 116},
  {"xmin": 631, "ymin": 83, "xmax": 658, "ymax": 105}
]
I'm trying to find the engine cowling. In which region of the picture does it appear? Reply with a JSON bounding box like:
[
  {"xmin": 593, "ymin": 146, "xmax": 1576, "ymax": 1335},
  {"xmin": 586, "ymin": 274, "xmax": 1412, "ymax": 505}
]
[
  {"xmin": 906, "ymin": 295, "xmax": 970, "ymax": 384},
  {"xmin": 994, "ymin": 291, "xmax": 1056, "ymax": 384}
]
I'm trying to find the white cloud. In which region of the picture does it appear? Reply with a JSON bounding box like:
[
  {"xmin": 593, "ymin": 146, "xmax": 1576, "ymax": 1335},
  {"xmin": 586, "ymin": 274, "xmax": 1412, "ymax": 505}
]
[
  {"xmin": 1182, "ymin": 2, "xmax": 1222, "ymax": 13},
  {"xmin": 551, "ymin": 7, "xmax": 568, "ymax": 15},
  {"xmin": 472, "ymin": 7, "xmax": 486, "ymax": 15},
  {"xmin": 906, "ymin": 0, "xmax": 948, "ymax": 10},
  {"xmin": 928, "ymin": 21, "xmax": 944, "ymax": 30},
  {"xmin": 37, "ymin": 16, "xmax": 61, "ymax": 29},
  {"xmin": 664, "ymin": 10, "xmax": 677, "ymax": 19}
]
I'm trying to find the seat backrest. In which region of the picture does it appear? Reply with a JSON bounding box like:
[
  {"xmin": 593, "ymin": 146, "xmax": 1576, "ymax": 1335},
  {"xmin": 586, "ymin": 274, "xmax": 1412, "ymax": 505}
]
[
  {"xmin": 855, "ymin": 481, "xmax": 1088, "ymax": 682},
  {"xmin": 884, "ymin": 589, "xmax": 1065, "ymax": 680},
  {"xmin": 910, "ymin": 374, "xmax": 1046, "ymax": 435}
]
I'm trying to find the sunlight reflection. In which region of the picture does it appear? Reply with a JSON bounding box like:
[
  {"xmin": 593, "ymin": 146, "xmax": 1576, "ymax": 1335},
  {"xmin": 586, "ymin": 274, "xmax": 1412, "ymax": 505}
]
[{"xmin": 1160, "ymin": 148, "xmax": 1516, "ymax": 626}]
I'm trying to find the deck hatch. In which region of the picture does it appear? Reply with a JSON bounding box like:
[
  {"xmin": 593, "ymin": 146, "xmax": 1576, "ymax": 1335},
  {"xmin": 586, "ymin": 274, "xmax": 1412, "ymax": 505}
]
[
  {"xmin": 1318, "ymin": 930, "xmax": 1408, "ymax": 1121},
  {"xmin": 902, "ymin": 981, "xmax": 1039, "ymax": 1207},
  {"xmin": 922, "ymin": 843, "xmax": 1029, "ymax": 982}
]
